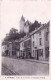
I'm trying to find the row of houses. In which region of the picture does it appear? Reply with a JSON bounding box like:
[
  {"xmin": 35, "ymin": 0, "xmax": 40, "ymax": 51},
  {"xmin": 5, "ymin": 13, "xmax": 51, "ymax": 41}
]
[
  {"xmin": 19, "ymin": 21, "xmax": 49, "ymax": 60},
  {"xmin": 2, "ymin": 21, "xmax": 50, "ymax": 61}
]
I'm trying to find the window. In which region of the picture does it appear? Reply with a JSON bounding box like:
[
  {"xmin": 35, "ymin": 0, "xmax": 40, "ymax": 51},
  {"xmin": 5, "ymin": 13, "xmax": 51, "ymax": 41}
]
[
  {"xmin": 45, "ymin": 47, "xmax": 49, "ymax": 58},
  {"xmin": 21, "ymin": 50, "xmax": 22, "ymax": 56},
  {"xmin": 33, "ymin": 34, "xmax": 34, "ymax": 38},
  {"xmin": 47, "ymin": 28, "xmax": 49, "ymax": 32},
  {"xmin": 33, "ymin": 41, "xmax": 34, "ymax": 47},
  {"xmin": 38, "ymin": 49, "xmax": 43, "ymax": 56},
  {"xmin": 46, "ymin": 32, "xmax": 48, "ymax": 41},
  {"xmin": 39, "ymin": 38, "xmax": 42, "ymax": 45},
  {"xmin": 5, "ymin": 46, "xmax": 6, "ymax": 49},
  {"xmin": 22, "ymin": 43, "xmax": 24, "ymax": 47},
  {"xmin": 21, "ymin": 50, "xmax": 22, "ymax": 53},
  {"xmin": 16, "ymin": 31, "xmax": 18, "ymax": 33},
  {"xmin": 3, "ymin": 47, "xmax": 4, "ymax": 49},
  {"xmin": 39, "ymin": 31, "xmax": 41, "ymax": 35},
  {"xmin": 33, "ymin": 50, "xmax": 34, "ymax": 56},
  {"xmin": 13, "ymin": 31, "xmax": 14, "ymax": 33}
]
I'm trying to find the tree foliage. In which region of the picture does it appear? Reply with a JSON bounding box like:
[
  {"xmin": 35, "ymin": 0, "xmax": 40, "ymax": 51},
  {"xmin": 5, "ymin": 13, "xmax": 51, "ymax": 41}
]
[
  {"xmin": 29, "ymin": 20, "xmax": 40, "ymax": 33},
  {"xmin": 19, "ymin": 32, "xmax": 26, "ymax": 38},
  {"xmin": 4, "ymin": 20, "xmax": 41, "ymax": 41},
  {"xmin": 4, "ymin": 28, "xmax": 20, "ymax": 41}
]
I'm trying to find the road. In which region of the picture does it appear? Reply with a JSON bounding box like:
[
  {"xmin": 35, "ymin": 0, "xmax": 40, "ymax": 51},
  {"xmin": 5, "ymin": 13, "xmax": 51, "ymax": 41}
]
[
  {"xmin": 2, "ymin": 63, "xmax": 19, "ymax": 75},
  {"xmin": 2, "ymin": 56, "xmax": 49, "ymax": 76}
]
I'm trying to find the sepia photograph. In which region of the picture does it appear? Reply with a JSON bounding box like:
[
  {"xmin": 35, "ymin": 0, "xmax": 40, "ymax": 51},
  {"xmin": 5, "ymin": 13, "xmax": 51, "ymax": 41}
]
[{"xmin": 0, "ymin": 0, "xmax": 51, "ymax": 79}]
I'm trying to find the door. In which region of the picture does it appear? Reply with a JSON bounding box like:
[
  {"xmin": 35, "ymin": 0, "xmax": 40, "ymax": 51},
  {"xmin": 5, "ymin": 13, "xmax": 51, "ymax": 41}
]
[{"xmin": 35, "ymin": 50, "xmax": 39, "ymax": 60}]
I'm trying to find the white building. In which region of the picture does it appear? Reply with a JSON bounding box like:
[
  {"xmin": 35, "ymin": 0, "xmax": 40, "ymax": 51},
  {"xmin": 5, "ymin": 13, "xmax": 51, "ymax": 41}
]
[
  {"xmin": 30, "ymin": 21, "xmax": 49, "ymax": 60},
  {"xmin": 2, "ymin": 41, "xmax": 8, "ymax": 55}
]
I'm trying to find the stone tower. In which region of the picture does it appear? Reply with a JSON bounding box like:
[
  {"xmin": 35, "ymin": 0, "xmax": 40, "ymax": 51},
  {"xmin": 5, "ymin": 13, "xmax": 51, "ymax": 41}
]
[
  {"xmin": 24, "ymin": 20, "xmax": 29, "ymax": 34},
  {"xmin": 20, "ymin": 16, "xmax": 25, "ymax": 33}
]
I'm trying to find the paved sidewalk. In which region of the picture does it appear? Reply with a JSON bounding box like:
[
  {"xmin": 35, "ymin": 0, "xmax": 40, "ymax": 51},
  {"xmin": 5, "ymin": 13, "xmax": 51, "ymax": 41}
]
[
  {"xmin": 3, "ymin": 56, "xmax": 49, "ymax": 64},
  {"xmin": 24, "ymin": 59, "xmax": 49, "ymax": 64}
]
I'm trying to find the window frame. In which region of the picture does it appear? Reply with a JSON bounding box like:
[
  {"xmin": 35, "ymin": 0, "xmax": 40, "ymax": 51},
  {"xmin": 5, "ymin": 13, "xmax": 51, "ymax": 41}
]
[
  {"xmin": 33, "ymin": 41, "xmax": 34, "ymax": 47},
  {"xmin": 39, "ymin": 38, "xmax": 42, "ymax": 45}
]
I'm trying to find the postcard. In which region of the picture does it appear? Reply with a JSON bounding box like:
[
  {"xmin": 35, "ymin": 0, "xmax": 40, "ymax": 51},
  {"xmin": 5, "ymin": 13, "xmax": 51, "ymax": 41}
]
[{"xmin": 0, "ymin": 0, "xmax": 51, "ymax": 80}]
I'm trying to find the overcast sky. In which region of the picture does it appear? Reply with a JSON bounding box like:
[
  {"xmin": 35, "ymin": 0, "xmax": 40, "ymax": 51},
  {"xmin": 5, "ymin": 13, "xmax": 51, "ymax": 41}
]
[{"xmin": 0, "ymin": 0, "xmax": 51, "ymax": 40}]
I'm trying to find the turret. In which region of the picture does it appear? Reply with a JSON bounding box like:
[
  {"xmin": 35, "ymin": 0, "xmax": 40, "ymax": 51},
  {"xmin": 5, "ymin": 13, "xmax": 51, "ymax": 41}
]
[
  {"xmin": 24, "ymin": 20, "xmax": 29, "ymax": 34},
  {"xmin": 20, "ymin": 16, "xmax": 25, "ymax": 33}
]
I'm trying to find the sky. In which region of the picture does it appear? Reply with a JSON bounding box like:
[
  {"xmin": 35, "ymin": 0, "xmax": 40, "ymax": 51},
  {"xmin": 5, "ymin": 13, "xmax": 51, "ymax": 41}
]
[{"xmin": 0, "ymin": 0, "xmax": 51, "ymax": 40}]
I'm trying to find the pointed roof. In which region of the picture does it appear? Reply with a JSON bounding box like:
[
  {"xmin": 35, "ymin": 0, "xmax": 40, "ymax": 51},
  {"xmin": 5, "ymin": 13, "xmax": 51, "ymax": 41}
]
[
  {"xmin": 20, "ymin": 15, "xmax": 25, "ymax": 21},
  {"xmin": 26, "ymin": 20, "xmax": 29, "ymax": 26}
]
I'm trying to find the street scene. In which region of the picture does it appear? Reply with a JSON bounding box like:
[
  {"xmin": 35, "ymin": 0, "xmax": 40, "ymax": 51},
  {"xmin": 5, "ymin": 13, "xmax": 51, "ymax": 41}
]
[
  {"xmin": 1, "ymin": 16, "xmax": 49, "ymax": 76},
  {"xmin": 1, "ymin": 1, "xmax": 50, "ymax": 76}
]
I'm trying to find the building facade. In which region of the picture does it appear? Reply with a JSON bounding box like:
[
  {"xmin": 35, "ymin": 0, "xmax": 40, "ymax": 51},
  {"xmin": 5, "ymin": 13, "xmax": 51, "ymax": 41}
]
[
  {"xmin": 30, "ymin": 21, "xmax": 49, "ymax": 60},
  {"xmin": 2, "ymin": 19, "xmax": 50, "ymax": 61},
  {"xmin": 24, "ymin": 35, "xmax": 31, "ymax": 58},
  {"xmin": 19, "ymin": 34, "xmax": 31, "ymax": 59},
  {"xmin": 8, "ymin": 40, "xmax": 20, "ymax": 57},
  {"xmin": 19, "ymin": 38, "xmax": 24, "ymax": 58},
  {"xmin": 2, "ymin": 41, "xmax": 9, "ymax": 56}
]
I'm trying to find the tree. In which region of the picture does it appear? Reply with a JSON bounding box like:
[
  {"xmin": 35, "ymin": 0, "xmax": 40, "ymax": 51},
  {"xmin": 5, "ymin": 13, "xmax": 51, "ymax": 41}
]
[
  {"xmin": 19, "ymin": 32, "xmax": 26, "ymax": 38},
  {"xmin": 29, "ymin": 20, "xmax": 40, "ymax": 33},
  {"xmin": 4, "ymin": 28, "xmax": 20, "ymax": 41}
]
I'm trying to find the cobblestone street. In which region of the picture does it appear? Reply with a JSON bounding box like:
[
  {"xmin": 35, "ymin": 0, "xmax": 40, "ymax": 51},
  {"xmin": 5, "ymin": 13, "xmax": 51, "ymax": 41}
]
[{"xmin": 2, "ymin": 56, "xmax": 49, "ymax": 76}]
